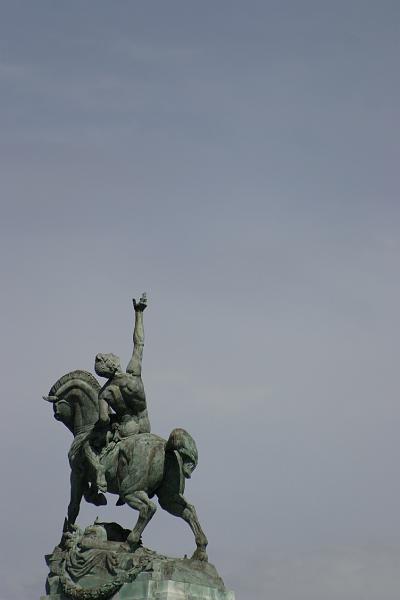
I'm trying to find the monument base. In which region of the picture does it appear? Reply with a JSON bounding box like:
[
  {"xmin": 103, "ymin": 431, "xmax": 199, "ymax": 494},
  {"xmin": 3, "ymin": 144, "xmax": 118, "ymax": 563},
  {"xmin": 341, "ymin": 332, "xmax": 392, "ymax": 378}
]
[
  {"xmin": 41, "ymin": 522, "xmax": 235, "ymax": 600},
  {"xmin": 42, "ymin": 570, "xmax": 234, "ymax": 599}
]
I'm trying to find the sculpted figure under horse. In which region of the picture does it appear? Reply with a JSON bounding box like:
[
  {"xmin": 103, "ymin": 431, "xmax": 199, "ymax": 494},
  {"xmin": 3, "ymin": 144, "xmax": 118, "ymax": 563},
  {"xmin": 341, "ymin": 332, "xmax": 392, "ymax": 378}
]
[{"xmin": 43, "ymin": 295, "xmax": 208, "ymax": 561}]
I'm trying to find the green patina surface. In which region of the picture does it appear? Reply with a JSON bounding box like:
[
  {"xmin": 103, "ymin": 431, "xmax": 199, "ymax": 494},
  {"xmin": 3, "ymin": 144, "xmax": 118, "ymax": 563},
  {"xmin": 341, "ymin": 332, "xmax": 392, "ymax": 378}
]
[{"xmin": 42, "ymin": 296, "xmax": 234, "ymax": 600}]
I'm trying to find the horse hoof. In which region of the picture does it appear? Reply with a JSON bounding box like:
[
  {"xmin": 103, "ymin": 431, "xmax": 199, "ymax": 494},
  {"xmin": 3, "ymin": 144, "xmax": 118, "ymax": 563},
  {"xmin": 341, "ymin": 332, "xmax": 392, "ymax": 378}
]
[
  {"xmin": 119, "ymin": 542, "xmax": 131, "ymax": 552},
  {"xmin": 191, "ymin": 549, "xmax": 208, "ymax": 562},
  {"xmin": 125, "ymin": 536, "xmax": 142, "ymax": 553}
]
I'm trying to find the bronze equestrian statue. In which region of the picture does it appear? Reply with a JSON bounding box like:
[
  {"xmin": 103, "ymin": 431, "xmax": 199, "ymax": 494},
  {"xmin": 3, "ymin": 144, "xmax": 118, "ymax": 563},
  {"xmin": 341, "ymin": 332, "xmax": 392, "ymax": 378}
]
[{"xmin": 43, "ymin": 295, "xmax": 208, "ymax": 562}]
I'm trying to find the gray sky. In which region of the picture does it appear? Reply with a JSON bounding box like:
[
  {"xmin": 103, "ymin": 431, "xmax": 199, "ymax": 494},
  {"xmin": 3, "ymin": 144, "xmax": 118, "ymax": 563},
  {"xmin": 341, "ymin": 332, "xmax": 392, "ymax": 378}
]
[{"xmin": 1, "ymin": 2, "xmax": 400, "ymax": 598}]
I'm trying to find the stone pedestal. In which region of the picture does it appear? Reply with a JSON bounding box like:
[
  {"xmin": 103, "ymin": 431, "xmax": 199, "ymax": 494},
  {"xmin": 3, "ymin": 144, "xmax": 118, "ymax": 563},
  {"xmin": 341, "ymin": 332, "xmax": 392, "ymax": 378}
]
[
  {"xmin": 114, "ymin": 571, "xmax": 235, "ymax": 599},
  {"xmin": 41, "ymin": 554, "xmax": 235, "ymax": 600},
  {"xmin": 41, "ymin": 570, "xmax": 235, "ymax": 600},
  {"xmin": 41, "ymin": 521, "xmax": 235, "ymax": 600}
]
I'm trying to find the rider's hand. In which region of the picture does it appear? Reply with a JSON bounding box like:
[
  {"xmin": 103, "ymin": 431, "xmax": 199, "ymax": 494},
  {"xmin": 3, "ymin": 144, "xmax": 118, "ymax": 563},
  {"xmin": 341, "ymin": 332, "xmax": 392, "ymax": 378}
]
[{"xmin": 133, "ymin": 293, "xmax": 147, "ymax": 312}]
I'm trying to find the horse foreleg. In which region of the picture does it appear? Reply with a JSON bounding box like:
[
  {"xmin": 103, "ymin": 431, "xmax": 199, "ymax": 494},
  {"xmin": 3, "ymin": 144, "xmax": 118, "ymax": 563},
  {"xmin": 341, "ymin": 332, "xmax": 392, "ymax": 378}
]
[
  {"xmin": 158, "ymin": 492, "xmax": 208, "ymax": 561},
  {"xmin": 123, "ymin": 490, "xmax": 157, "ymax": 550},
  {"xmin": 67, "ymin": 469, "xmax": 84, "ymax": 528}
]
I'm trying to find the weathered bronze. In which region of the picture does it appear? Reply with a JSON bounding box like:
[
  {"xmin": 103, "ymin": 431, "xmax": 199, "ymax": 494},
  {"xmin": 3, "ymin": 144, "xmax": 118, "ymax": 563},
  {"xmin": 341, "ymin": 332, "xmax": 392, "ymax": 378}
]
[
  {"xmin": 44, "ymin": 295, "xmax": 207, "ymax": 562},
  {"xmin": 41, "ymin": 296, "xmax": 235, "ymax": 600}
]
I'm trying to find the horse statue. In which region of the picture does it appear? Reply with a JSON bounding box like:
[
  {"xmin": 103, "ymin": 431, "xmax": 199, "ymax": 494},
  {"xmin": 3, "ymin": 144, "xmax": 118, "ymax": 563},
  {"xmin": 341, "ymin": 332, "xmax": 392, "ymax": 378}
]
[
  {"xmin": 44, "ymin": 370, "xmax": 208, "ymax": 561},
  {"xmin": 43, "ymin": 296, "xmax": 208, "ymax": 562}
]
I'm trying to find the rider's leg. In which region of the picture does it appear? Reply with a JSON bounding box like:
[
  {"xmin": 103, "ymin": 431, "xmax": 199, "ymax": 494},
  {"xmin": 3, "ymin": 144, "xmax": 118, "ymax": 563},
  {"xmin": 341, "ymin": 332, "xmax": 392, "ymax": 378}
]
[{"xmin": 83, "ymin": 441, "xmax": 107, "ymax": 493}]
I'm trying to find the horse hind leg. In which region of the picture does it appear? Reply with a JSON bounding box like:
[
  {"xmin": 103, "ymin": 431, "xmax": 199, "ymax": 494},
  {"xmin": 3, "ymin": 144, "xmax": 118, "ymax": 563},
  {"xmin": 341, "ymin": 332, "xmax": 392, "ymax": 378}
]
[
  {"xmin": 123, "ymin": 491, "xmax": 157, "ymax": 550},
  {"xmin": 157, "ymin": 492, "xmax": 208, "ymax": 561}
]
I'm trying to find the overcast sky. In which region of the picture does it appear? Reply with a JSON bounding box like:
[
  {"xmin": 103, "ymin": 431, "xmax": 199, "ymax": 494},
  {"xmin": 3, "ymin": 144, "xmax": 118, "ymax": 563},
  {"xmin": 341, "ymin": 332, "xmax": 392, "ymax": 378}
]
[{"xmin": 1, "ymin": 2, "xmax": 400, "ymax": 599}]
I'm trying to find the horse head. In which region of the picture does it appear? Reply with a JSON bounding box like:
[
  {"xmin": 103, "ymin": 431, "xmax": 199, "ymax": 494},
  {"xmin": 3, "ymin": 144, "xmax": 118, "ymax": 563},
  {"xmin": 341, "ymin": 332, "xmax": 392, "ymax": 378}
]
[
  {"xmin": 43, "ymin": 370, "xmax": 101, "ymax": 436},
  {"xmin": 43, "ymin": 394, "xmax": 75, "ymax": 433}
]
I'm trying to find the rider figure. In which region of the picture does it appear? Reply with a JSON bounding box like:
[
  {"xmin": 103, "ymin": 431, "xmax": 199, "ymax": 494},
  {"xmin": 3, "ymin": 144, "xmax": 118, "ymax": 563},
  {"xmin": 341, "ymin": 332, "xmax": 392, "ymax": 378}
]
[{"xmin": 84, "ymin": 293, "xmax": 149, "ymax": 494}]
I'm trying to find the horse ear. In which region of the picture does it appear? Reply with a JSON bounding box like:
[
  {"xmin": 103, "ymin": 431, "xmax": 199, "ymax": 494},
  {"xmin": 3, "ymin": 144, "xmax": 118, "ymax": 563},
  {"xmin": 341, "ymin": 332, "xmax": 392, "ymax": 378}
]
[
  {"xmin": 43, "ymin": 395, "xmax": 58, "ymax": 402},
  {"xmin": 95, "ymin": 516, "xmax": 99, "ymax": 524}
]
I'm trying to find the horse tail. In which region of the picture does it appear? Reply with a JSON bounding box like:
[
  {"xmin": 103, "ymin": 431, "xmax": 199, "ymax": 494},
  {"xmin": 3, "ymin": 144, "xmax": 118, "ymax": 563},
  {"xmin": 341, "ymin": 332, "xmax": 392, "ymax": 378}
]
[{"xmin": 166, "ymin": 428, "xmax": 198, "ymax": 472}]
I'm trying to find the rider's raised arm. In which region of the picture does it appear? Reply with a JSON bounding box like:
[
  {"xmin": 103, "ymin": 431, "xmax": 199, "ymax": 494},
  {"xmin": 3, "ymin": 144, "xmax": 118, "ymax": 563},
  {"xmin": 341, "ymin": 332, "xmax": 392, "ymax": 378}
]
[{"xmin": 126, "ymin": 293, "xmax": 147, "ymax": 376}]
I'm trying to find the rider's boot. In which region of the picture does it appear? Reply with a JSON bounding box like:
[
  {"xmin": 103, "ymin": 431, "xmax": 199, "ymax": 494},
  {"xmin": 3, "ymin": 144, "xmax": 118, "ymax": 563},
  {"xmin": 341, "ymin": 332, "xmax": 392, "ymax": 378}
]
[
  {"xmin": 96, "ymin": 465, "xmax": 108, "ymax": 494},
  {"xmin": 84, "ymin": 484, "xmax": 107, "ymax": 506}
]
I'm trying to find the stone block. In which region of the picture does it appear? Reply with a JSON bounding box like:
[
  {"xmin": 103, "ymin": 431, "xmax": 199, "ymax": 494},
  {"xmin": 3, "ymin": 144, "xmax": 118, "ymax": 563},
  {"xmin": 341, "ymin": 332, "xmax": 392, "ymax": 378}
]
[{"xmin": 41, "ymin": 570, "xmax": 235, "ymax": 600}]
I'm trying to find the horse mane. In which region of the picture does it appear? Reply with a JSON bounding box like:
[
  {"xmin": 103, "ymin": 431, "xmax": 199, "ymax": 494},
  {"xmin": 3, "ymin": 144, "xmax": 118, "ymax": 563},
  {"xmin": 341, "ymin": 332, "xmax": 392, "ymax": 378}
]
[{"xmin": 49, "ymin": 370, "xmax": 100, "ymax": 398}]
